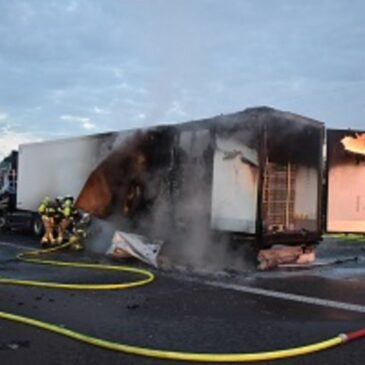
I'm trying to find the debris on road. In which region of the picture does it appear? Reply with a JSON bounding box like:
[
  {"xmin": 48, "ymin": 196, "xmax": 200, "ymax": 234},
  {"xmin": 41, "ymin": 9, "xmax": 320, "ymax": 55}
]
[
  {"xmin": 258, "ymin": 245, "xmax": 315, "ymax": 270},
  {"xmin": 107, "ymin": 231, "xmax": 164, "ymax": 268},
  {"xmin": 279, "ymin": 256, "xmax": 359, "ymax": 269}
]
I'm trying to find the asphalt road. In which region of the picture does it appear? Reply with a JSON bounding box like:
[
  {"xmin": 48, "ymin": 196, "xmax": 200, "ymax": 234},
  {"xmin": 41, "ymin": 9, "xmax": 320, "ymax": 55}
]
[{"xmin": 0, "ymin": 232, "xmax": 365, "ymax": 365}]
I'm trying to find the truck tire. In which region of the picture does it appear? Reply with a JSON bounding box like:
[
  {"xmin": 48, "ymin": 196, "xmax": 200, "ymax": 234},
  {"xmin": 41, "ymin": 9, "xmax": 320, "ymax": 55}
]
[{"xmin": 32, "ymin": 214, "xmax": 43, "ymax": 237}]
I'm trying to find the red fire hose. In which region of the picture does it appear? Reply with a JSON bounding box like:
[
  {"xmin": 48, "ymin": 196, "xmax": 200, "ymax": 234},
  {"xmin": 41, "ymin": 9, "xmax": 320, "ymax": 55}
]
[{"xmin": 346, "ymin": 328, "xmax": 365, "ymax": 342}]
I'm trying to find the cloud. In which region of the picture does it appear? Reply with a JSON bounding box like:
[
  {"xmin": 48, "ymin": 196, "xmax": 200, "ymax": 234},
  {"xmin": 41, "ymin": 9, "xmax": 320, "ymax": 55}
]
[
  {"xmin": 136, "ymin": 112, "xmax": 146, "ymax": 120},
  {"xmin": 60, "ymin": 114, "xmax": 96, "ymax": 130},
  {"xmin": 167, "ymin": 101, "xmax": 187, "ymax": 118},
  {"xmin": 0, "ymin": 130, "xmax": 42, "ymax": 160},
  {"xmin": 0, "ymin": 113, "xmax": 42, "ymax": 159},
  {"xmin": 82, "ymin": 121, "xmax": 96, "ymax": 130},
  {"xmin": 0, "ymin": 0, "xmax": 365, "ymax": 134},
  {"xmin": 66, "ymin": 1, "xmax": 79, "ymax": 13},
  {"xmin": 0, "ymin": 112, "xmax": 8, "ymax": 121},
  {"xmin": 92, "ymin": 106, "xmax": 109, "ymax": 115}
]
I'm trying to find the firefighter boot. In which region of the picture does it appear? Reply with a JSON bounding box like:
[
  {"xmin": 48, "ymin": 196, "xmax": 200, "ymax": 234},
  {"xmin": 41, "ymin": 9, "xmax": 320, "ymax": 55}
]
[
  {"xmin": 57, "ymin": 218, "xmax": 70, "ymax": 245},
  {"xmin": 41, "ymin": 216, "xmax": 56, "ymax": 246},
  {"xmin": 69, "ymin": 230, "xmax": 85, "ymax": 251}
]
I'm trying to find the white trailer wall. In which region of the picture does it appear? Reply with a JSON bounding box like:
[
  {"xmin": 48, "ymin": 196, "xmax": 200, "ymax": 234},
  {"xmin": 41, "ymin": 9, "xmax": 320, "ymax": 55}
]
[
  {"xmin": 293, "ymin": 166, "xmax": 319, "ymax": 231},
  {"xmin": 326, "ymin": 130, "xmax": 365, "ymax": 233},
  {"xmin": 17, "ymin": 133, "xmax": 115, "ymax": 211},
  {"xmin": 327, "ymin": 164, "xmax": 365, "ymax": 232},
  {"xmin": 211, "ymin": 137, "xmax": 258, "ymax": 233}
]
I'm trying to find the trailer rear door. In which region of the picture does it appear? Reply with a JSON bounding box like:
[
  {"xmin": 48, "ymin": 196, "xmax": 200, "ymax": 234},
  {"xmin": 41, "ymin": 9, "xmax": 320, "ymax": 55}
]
[
  {"xmin": 211, "ymin": 137, "xmax": 258, "ymax": 234},
  {"xmin": 326, "ymin": 129, "xmax": 365, "ymax": 232}
]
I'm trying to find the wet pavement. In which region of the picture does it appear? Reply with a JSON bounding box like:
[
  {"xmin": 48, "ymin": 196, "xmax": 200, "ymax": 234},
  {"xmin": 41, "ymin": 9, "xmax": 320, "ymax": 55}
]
[{"xmin": 0, "ymin": 232, "xmax": 365, "ymax": 365}]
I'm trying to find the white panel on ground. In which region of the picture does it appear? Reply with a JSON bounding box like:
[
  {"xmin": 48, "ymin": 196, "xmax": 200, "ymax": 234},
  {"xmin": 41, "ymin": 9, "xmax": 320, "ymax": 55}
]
[
  {"xmin": 17, "ymin": 134, "xmax": 114, "ymax": 211},
  {"xmin": 211, "ymin": 137, "xmax": 258, "ymax": 233}
]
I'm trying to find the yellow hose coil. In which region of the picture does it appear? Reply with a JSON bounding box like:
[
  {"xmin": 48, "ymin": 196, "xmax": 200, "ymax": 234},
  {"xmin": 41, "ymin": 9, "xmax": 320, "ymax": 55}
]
[{"xmin": 0, "ymin": 243, "xmax": 344, "ymax": 362}]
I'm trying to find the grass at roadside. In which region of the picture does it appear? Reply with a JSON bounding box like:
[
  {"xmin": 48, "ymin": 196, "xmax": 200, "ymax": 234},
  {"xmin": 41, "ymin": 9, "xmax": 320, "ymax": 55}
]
[{"xmin": 324, "ymin": 234, "xmax": 365, "ymax": 242}]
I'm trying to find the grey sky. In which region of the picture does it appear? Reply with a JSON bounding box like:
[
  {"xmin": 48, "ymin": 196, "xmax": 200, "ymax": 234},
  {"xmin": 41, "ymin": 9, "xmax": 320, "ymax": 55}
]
[{"xmin": 0, "ymin": 0, "xmax": 364, "ymax": 158}]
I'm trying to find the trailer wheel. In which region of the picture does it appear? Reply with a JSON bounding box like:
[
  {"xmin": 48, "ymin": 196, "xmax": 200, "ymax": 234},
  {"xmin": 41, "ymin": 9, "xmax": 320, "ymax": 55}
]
[{"xmin": 32, "ymin": 215, "xmax": 43, "ymax": 237}]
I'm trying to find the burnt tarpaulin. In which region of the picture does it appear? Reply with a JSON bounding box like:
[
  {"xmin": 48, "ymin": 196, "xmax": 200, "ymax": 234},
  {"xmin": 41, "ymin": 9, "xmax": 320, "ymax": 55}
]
[{"xmin": 108, "ymin": 231, "xmax": 164, "ymax": 267}]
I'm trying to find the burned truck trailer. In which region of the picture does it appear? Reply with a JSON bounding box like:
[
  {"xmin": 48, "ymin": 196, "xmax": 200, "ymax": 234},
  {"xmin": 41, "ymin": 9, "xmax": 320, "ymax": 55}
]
[
  {"xmin": 182, "ymin": 107, "xmax": 324, "ymax": 248},
  {"xmin": 15, "ymin": 107, "xmax": 324, "ymax": 250}
]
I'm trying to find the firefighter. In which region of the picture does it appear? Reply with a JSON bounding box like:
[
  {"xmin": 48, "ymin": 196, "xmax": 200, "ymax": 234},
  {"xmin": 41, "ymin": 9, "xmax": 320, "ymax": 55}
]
[
  {"xmin": 56, "ymin": 196, "xmax": 74, "ymax": 245},
  {"xmin": 69, "ymin": 212, "xmax": 91, "ymax": 251},
  {"xmin": 54, "ymin": 196, "xmax": 64, "ymax": 244},
  {"xmin": 38, "ymin": 196, "xmax": 57, "ymax": 246}
]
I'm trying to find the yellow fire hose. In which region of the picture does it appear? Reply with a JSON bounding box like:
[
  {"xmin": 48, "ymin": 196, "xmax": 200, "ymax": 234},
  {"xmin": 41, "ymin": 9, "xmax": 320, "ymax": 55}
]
[{"xmin": 0, "ymin": 243, "xmax": 362, "ymax": 362}]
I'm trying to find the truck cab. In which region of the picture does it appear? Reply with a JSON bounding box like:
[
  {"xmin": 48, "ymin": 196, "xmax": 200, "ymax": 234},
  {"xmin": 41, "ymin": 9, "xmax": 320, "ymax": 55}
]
[{"xmin": 0, "ymin": 151, "xmax": 43, "ymax": 236}]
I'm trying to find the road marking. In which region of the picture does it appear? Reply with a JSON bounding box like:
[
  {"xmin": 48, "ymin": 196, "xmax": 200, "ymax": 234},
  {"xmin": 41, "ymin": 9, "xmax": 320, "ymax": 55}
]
[
  {"xmin": 2, "ymin": 240, "xmax": 365, "ymax": 314},
  {"xmin": 202, "ymin": 280, "xmax": 365, "ymax": 314},
  {"xmin": 0, "ymin": 240, "xmax": 31, "ymax": 251}
]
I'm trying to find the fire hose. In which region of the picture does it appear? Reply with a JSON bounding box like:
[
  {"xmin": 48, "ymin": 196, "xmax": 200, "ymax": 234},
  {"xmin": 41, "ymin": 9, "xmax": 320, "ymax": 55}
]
[{"xmin": 0, "ymin": 243, "xmax": 364, "ymax": 362}]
